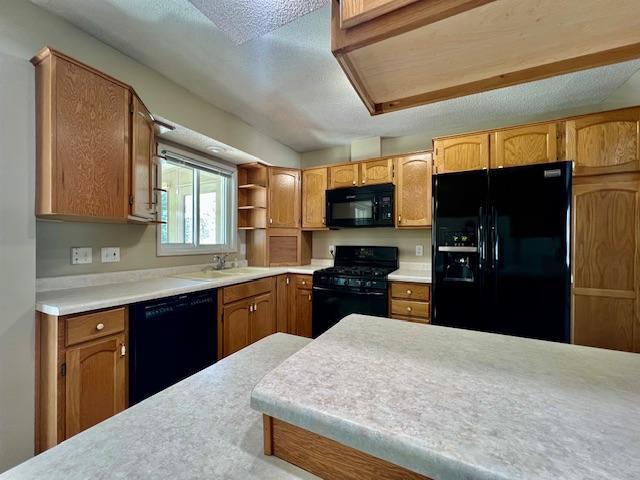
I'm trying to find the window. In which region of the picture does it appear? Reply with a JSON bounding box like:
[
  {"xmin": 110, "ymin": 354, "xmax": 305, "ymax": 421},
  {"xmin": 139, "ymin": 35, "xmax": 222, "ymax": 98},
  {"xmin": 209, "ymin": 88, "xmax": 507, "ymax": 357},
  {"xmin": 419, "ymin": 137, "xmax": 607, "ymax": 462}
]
[{"xmin": 157, "ymin": 145, "xmax": 236, "ymax": 256}]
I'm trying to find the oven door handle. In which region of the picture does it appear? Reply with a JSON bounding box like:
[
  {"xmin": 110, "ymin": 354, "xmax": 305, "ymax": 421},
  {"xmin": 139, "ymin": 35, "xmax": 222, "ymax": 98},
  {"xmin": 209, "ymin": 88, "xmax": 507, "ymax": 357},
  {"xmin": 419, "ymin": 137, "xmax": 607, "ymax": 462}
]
[{"xmin": 312, "ymin": 286, "xmax": 386, "ymax": 296}]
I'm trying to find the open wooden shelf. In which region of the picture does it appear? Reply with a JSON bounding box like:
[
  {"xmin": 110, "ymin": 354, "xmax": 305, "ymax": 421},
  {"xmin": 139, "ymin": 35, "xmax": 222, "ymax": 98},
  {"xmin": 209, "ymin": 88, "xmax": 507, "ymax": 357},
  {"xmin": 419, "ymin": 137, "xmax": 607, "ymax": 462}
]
[{"xmin": 238, "ymin": 205, "xmax": 266, "ymax": 210}]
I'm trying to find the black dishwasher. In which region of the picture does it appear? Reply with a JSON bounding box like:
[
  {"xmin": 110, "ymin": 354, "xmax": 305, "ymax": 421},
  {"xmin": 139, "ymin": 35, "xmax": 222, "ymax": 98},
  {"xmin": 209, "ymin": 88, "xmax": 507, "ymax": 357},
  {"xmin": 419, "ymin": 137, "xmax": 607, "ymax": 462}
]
[{"xmin": 129, "ymin": 290, "xmax": 217, "ymax": 405}]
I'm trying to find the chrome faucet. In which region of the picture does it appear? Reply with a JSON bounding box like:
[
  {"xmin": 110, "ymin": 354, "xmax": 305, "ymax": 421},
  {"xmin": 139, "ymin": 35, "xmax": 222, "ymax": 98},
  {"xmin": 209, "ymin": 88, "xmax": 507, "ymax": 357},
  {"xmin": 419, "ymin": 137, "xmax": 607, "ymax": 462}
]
[{"xmin": 211, "ymin": 253, "xmax": 230, "ymax": 270}]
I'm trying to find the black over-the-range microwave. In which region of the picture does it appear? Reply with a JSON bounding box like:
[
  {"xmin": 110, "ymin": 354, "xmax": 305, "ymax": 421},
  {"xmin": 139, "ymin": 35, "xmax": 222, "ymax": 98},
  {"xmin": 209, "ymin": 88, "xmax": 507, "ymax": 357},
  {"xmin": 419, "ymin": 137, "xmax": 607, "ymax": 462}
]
[{"xmin": 325, "ymin": 183, "xmax": 394, "ymax": 228}]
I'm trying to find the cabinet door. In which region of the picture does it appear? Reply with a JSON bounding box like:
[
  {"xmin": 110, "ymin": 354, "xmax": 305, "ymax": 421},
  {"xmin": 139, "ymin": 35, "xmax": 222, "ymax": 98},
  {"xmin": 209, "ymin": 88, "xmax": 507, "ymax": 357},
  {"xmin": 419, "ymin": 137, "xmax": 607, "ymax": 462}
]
[
  {"xmin": 492, "ymin": 124, "xmax": 557, "ymax": 168},
  {"xmin": 222, "ymin": 299, "xmax": 251, "ymax": 357},
  {"xmin": 275, "ymin": 275, "xmax": 290, "ymax": 333},
  {"xmin": 302, "ymin": 168, "xmax": 328, "ymax": 229},
  {"xmin": 65, "ymin": 334, "xmax": 126, "ymax": 438},
  {"xmin": 295, "ymin": 289, "xmax": 313, "ymax": 338},
  {"xmin": 53, "ymin": 56, "xmax": 130, "ymax": 219},
  {"xmin": 250, "ymin": 292, "xmax": 277, "ymax": 343},
  {"xmin": 130, "ymin": 94, "xmax": 155, "ymax": 220},
  {"xmin": 572, "ymin": 176, "xmax": 640, "ymax": 352},
  {"xmin": 340, "ymin": 0, "xmax": 419, "ymax": 28},
  {"xmin": 434, "ymin": 134, "xmax": 490, "ymax": 174},
  {"xmin": 269, "ymin": 168, "xmax": 301, "ymax": 228},
  {"xmin": 567, "ymin": 108, "xmax": 640, "ymax": 176},
  {"xmin": 395, "ymin": 153, "xmax": 432, "ymax": 228},
  {"xmin": 360, "ymin": 158, "xmax": 393, "ymax": 186},
  {"xmin": 329, "ymin": 163, "xmax": 359, "ymax": 189}
]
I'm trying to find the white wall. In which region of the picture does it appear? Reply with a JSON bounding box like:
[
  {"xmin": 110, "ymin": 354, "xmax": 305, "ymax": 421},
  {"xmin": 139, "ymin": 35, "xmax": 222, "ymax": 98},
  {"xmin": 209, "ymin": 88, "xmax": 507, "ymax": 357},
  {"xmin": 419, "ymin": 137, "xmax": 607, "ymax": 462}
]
[{"xmin": 0, "ymin": 53, "xmax": 36, "ymax": 472}]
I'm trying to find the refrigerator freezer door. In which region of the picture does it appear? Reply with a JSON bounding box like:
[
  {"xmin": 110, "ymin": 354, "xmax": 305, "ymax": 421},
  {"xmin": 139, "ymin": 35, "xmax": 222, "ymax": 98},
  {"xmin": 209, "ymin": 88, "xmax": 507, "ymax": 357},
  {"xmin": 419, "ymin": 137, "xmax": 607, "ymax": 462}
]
[
  {"xmin": 488, "ymin": 161, "xmax": 572, "ymax": 342},
  {"xmin": 432, "ymin": 170, "xmax": 489, "ymax": 330}
]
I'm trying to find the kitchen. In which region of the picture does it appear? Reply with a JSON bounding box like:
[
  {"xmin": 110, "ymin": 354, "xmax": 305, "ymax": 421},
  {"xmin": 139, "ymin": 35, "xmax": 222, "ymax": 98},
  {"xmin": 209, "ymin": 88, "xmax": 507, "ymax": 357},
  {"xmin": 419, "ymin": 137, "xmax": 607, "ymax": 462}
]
[{"xmin": 1, "ymin": 0, "xmax": 640, "ymax": 479}]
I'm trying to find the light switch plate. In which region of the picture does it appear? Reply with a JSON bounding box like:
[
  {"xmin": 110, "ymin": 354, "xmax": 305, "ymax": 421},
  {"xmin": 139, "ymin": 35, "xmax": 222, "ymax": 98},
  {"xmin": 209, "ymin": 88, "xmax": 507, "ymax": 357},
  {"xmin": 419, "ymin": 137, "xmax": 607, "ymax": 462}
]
[
  {"xmin": 415, "ymin": 245, "xmax": 424, "ymax": 256},
  {"xmin": 101, "ymin": 247, "xmax": 120, "ymax": 263},
  {"xmin": 71, "ymin": 247, "xmax": 92, "ymax": 265}
]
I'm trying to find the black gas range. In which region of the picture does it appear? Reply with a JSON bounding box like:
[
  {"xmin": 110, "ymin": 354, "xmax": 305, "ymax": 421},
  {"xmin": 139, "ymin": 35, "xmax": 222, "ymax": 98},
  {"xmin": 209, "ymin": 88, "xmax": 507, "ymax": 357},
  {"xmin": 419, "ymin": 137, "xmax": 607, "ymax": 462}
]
[{"xmin": 312, "ymin": 246, "xmax": 399, "ymax": 337}]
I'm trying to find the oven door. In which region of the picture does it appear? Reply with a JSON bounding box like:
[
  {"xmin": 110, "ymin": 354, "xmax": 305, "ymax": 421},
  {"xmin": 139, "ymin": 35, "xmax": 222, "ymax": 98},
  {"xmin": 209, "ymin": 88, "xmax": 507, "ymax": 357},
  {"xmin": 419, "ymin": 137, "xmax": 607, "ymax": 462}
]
[{"xmin": 312, "ymin": 286, "xmax": 388, "ymax": 337}]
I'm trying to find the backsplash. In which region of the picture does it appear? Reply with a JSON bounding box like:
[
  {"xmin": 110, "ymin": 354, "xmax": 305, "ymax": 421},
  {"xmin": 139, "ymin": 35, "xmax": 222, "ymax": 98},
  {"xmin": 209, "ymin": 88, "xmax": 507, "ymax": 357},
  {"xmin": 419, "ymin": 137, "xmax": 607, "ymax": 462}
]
[
  {"xmin": 312, "ymin": 229, "xmax": 431, "ymax": 264},
  {"xmin": 36, "ymin": 221, "xmax": 246, "ymax": 278}
]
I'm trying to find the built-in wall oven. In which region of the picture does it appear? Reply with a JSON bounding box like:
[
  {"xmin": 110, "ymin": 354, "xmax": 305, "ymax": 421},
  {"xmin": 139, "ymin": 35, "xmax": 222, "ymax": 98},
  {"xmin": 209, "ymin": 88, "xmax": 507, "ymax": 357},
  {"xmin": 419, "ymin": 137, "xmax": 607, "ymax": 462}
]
[{"xmin": 326, "ymin": 184, "xmax": 394, "ymax": 228}]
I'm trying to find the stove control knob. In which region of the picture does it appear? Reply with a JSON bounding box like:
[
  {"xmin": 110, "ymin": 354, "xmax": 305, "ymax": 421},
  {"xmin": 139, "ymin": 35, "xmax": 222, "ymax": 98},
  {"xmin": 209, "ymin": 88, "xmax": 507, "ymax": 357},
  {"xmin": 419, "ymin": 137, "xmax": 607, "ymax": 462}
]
[{"xmin": 366, "ymin": 281, "xmax": 371, "ymax": 287}]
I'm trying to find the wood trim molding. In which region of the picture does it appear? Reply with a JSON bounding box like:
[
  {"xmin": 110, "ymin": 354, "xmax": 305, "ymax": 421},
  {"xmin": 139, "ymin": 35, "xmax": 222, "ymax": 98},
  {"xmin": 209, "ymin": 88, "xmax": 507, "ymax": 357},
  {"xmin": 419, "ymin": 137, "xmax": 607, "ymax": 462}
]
[{"xmin": 262, "ymin": 415, "xmax": 432, "ymax": 479}]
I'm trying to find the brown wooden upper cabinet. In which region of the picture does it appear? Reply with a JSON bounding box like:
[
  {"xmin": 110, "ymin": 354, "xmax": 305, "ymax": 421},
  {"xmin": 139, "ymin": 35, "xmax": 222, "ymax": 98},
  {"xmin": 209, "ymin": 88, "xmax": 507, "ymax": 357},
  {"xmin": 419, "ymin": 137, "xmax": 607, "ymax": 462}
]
[
  {"xmin": 329, "ymin": 163, "xmax": 359, "ymax": 189},
  {"xmin": 302, "ymin": 167, "xmax": 328, "ymax": 229},
  {"xmin": 130, "ymin": 94, "xmax": 156, "ymax": 221},
  {"xmin": 492, "ymin": 123, "xmax": 558, "ymax": 168},
  {"xmin": 328, "ymin": 159, "xmax": 393, "ymax": 189},
  {"xmin": 572, "ymin": 175, "xmax": 640, "ymax": 353},
  {"xmin": 360, "ymin": 158, "xmax": 393, "ymax": 185},
  {"xmin": 566, "ymin": 108, "xmax": 640, "ymax": 176},
  {"xmin": 394, "ymin": 152, "xmax": 432, "ymax": 228},
  {"xmin": 434, "ymin": 134, "xmax": 490, "ymax": 174},
  {"xmin": 31, "ymin": 47, "xmax": 156, "ymax": 223},
  {"xmin": 32, "ymin": 48, "xmax": 131, "ymax": 221},
  {"xmin": 268, "ymin": 168, "xmax": 301, "ymax": 228}
]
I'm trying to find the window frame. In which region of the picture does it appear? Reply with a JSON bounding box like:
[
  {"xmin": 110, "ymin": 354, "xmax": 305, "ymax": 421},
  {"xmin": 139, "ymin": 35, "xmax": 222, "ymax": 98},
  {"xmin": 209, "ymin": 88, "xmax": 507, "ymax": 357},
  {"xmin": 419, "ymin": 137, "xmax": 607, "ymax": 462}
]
[{"xmin": 156, "ymin": 143, "xmax": 237, "ymax": 257}]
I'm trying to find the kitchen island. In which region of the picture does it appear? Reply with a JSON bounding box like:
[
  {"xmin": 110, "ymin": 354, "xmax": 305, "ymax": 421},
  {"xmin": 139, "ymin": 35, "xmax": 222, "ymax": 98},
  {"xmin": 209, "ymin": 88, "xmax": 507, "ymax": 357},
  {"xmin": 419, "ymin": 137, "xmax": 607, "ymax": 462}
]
[
  {"xmin": 251, "ymin": 314, "xmax": 640, "ymax": 480},
  {"xmin": 0, "ymin": 334, "xmax": 316, "ymax": 480}
]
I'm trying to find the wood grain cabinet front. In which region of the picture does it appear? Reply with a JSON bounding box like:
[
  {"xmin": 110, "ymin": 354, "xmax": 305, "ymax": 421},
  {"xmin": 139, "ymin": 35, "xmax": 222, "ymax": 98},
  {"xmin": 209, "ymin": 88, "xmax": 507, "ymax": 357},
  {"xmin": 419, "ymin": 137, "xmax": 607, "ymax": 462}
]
[
  {"xmin": 31, "ymin": 47, "xmax": 157, "ymax": 223},
  {"xmin": 329, "ymin": 163, "xmax": 359, "ymax": 189},
  {"xmin": 567, "ymin": 108, "xmax": 640, "ymax": 176},
  {"xmin": 65, "ymin": 334, "xmax": 126, "ymax": 438},
  {"xmin": 434, "ymin": 134, "xmax": 490, "ymax": 173},
  {"xmin": 219, "ymin": 278, "xmax": 278, "ymax": 358},
  {"xmin": 360, "ymin": 158, "xmax": 393, "ymax": 185},
  {"xmin": 492, "ymin": 123, "xmax": 558, "ymax": 168},
  {"xmin": 302, "ymin": 168, "xmax": 328, "ymax": 229},
  {"xmin": 268, "ymin": 168, "xmax": 301, "ymax": 228},
  {"xmin": 572, "ymin": 175, "xmax": 640, "ymax": 353},
  {"xmin": 394, "ymin": 153, "xmax": 432, "ymax": 228},
  {"xmin": 389, "ymin": 282, "xmax": 431, "ymax": 323},
  {"xmin": 36, "ymin": 307, "xmax": 129, "ymax": 453}
]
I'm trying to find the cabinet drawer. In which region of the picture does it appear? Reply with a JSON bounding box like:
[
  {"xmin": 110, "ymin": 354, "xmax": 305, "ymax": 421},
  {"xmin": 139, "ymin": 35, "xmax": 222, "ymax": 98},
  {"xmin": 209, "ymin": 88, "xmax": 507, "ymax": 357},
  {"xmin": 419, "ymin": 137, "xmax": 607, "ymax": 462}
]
[
  {"xmin": 390, "ymin": 314, "xmax": 430, "ymax": 324},
  {"xmin": 65, "ymin": 307, "xmax": 126, "ymax": 347},
  {"xmin": 295, "ymin": 275, "xmax": 313, "ymax": 289},
  {"xmin": 390, "ymin": 282, "xmax": 430, "ymax": 301},
  {"xmin": 223, "ymin": 277, "xmax": 274, "ymax": 304},
  {"xmin": 390, "ymin": 299, "xmax": 430, "ymax": 319}
]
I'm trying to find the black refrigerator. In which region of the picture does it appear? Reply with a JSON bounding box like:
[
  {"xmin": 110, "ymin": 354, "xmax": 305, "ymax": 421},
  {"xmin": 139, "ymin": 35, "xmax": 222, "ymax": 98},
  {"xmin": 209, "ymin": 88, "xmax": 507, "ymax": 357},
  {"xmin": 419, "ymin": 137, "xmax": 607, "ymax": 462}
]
[{"xmin": 431, "ymin": 161, "xmax": 572, "ymax": 343}]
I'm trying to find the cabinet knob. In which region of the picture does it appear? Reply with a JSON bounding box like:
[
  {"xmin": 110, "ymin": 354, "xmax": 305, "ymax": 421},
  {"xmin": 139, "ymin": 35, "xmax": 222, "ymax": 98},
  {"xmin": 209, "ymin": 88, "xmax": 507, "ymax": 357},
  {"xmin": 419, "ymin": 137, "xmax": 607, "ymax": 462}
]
[
  {"xmin": 96, "ymin": 323, "xmax": 105, "ymax": 331},
  {"xmin": 308, "ymin": 293, "xmax": 311, "ymax": 301},
  {"xmin": 269, "ymin": 218, "xmax": 273, "ymax": 224},
  {"xmin": 254, "ymin": 303, "xmax": 257, "ymax": 312},
  {"xmin": 406, "ymin": 289, "xmax": 412, "ymax": 295},
  {"xmin": 120, "ymin": 344, "xmax": 126, "ymax": 357},
  {"xmin": 352, "ymin": 180, "xmax": 356, "ymax": 185},
  {"xmin": 362, "ymin": 179, "xmax": 366, "ymax": 184},
  {"xmin": 302, "ymin": 280, "xmax": 306, "ymax": 285},
  {"xmin": 249, "ymin": 304, "xmax": 253, "ymax": 312},
  {"xmin": 406, "ymin": 306, "xmax": 413, "ymax": 313},
  {"xmin": 398, "ymin": 215, "xmax": 402, "ymax": 223},
  {"xmin": 322, "ymin": 217, "xmax": 325, "ymax": 225}
]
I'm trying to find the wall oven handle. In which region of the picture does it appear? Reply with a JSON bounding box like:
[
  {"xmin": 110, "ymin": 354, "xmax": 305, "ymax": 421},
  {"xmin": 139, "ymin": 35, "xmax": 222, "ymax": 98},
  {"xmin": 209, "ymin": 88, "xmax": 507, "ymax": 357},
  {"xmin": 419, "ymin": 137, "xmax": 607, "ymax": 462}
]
[{"xmin": 312, "ymin": 286, "xmax": 386, "ymax": 296}]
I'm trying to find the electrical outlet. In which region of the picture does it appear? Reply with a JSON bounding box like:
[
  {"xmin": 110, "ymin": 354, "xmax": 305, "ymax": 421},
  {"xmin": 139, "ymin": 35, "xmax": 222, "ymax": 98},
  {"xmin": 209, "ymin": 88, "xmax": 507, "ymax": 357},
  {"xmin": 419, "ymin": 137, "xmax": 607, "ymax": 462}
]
[
  {"xmin": 415, "ymin": 245, "xmax": 424, "ymax": 256},
  {"xmin": 71, "ymin": 247, "xmax": 92, "ymax": 265},
  {"xmin": 101, "ymin": 247, "xmax": 120, "ymax": 263},
  {"xmin": 329, "ymin": 245, "xmax": 335, "ymax": 257}
]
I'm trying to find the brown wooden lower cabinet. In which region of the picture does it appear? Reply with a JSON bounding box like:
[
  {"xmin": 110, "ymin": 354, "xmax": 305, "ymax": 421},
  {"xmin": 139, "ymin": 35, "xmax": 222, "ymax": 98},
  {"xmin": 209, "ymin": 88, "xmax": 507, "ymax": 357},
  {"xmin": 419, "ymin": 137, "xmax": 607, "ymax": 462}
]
[
  {"xmin": 388, "ymin": 282, "xmax": 431, "ymax": 324},
  {"xmin": 290, "ymin": 275, "xmax": 313, "ymax": 338},
  {"xmin": 263, "ymin": 415, "xmax": 431, "ymax": 480},
  {"xmin": 36, "ymin": 307, "xmax": 128, "ymax": 453},
  {"xmin": 218, "ymin": 277, "xmax": 277, "ymax": 358}
]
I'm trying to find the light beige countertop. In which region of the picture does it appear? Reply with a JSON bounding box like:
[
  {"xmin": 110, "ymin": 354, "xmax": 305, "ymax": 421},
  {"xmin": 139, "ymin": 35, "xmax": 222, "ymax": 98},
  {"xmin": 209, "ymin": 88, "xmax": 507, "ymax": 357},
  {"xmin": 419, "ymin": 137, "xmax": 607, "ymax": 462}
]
[
  {"xmin": 251, "ymin": 314, "xmax": 640, "ymax": 480},
  {"xmin": 36, "ymin": 263, "xmax": 329, "ymax": 316},
  {"xmin": 388, "ymin": 266, "xmax": 431, "ymax": 283},
  {"xmin": 0, "ymin": 334, "xmax": 316, "ymax": 480}
]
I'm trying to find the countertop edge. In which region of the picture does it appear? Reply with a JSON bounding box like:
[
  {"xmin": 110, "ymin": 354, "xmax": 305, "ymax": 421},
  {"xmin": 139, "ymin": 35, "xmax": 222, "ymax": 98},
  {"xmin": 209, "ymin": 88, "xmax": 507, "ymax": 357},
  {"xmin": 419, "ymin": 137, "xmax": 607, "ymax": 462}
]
[{"xmin": 249, "ymin": 390, "xmax": 501, "ymax": 480}]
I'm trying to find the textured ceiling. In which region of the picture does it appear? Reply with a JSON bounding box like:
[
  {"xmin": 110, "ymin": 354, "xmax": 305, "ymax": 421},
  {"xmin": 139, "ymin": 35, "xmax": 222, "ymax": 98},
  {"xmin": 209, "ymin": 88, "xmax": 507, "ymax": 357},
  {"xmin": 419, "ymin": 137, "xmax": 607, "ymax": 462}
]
[
  {"xmin": 32, "ymin": 0, "xmax": 640, "ymax": 153},
  {"xmin": 188, "ymin": 0, "xmax": 327, "ymax": 44}
]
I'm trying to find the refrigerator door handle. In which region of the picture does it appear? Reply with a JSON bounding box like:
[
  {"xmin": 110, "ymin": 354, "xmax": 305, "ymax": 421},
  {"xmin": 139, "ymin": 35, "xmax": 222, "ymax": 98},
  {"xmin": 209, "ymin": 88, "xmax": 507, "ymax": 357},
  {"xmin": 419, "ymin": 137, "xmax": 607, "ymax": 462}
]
[
  {"xmin": 478, "ymin": 206, "xmax": 486, "ymax": 272},
  {"xmin": 491, "ymin": 205, "xmax": 499, "ymax": 269}
]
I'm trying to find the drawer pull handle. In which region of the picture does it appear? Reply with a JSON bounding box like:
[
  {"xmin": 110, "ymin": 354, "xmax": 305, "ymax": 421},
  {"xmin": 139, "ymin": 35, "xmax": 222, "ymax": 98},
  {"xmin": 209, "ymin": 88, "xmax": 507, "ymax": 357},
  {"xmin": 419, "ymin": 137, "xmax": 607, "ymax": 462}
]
[
  {"xmin": 406, "ymin": 289, "xmax": 412, "ymax": 295},
  {"xmin": 352, "ymin": 180, "xmax": 356, "ymax": 185},
  {"xmin": 361, "ymin": 179, "xmax": 366, "ymax": 184},
  {"xmin": 406, "ymin": 307, "xmax": 413, "ymax": 313},
  {"xmin": 96, "ymin": 323, "xmax": 105, "ymax": 331}
]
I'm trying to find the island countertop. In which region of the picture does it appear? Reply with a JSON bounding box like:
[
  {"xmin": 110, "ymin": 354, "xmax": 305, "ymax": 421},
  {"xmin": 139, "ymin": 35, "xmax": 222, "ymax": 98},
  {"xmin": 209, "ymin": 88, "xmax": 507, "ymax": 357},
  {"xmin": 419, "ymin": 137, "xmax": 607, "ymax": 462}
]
[
  {"xmin": 251, "ymin": 314, "xmax": 640, "ymax": 480},
  {"xmin": 0, "ymin": 334, "xmax": 316, "ymax": 480}
]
